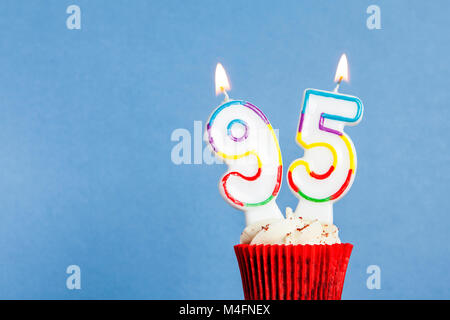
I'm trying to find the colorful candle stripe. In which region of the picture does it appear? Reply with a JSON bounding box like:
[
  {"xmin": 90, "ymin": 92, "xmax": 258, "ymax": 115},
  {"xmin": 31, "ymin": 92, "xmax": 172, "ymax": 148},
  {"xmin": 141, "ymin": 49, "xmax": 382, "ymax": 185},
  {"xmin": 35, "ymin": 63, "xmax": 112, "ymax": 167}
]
[
  {"xmin": 207, "ymin": 100, "xmax": 282, "ymax": 207},
  {"xmin": 226, "ymin": 119, "xmax": 249, "ymax": 142},
  {"xmin": 288, "ymin": 89, "xmax": 362, "ymax": 203}
]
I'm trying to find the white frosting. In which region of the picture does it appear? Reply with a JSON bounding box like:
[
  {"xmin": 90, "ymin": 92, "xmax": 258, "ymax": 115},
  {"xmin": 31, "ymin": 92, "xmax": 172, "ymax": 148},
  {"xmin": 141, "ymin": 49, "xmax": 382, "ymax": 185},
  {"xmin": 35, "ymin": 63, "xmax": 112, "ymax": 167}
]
[{"xmin": 240, "ymin": 207, "xmax": 341, "ymax": 245}]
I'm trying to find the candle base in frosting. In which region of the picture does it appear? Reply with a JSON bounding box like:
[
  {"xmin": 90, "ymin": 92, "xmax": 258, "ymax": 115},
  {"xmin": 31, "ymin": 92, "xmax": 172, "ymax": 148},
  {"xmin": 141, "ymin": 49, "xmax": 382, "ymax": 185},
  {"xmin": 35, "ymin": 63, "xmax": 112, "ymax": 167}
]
[
  {"xmin": 294, "ymin": 199, "xmax": 333, "ymax": 224},
  {"xmin": 244, "ymin": 201, "xmax": 283, "ymax": 226}
]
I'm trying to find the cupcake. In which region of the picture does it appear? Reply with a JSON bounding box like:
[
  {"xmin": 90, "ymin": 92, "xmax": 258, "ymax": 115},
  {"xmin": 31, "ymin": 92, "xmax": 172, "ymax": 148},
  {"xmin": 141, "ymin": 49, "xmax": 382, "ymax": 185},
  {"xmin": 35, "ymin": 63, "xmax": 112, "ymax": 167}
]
[{"xmin": 234, "ymin": 208, "xmax": 353, "ymax": 300}]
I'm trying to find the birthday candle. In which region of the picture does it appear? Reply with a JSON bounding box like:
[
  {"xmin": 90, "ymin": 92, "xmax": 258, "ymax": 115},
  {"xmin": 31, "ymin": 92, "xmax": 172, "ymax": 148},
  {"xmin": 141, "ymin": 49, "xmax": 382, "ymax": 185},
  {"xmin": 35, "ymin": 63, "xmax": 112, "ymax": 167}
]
[
  {"xmin": 206, "ymin": 64, "xmax": 283, "ymax": 226},
  {"xmin": 287, "ymin": 54, "xmax": 364, "ymax": 224}
]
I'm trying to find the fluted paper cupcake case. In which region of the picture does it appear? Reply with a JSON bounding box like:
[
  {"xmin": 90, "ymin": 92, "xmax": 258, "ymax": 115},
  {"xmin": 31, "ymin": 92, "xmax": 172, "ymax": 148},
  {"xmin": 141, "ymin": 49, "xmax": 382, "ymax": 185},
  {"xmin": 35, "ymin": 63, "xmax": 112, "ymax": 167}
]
[{"xmin": 234, "ymin": 243, "xmax": 353, "ymax": 300}]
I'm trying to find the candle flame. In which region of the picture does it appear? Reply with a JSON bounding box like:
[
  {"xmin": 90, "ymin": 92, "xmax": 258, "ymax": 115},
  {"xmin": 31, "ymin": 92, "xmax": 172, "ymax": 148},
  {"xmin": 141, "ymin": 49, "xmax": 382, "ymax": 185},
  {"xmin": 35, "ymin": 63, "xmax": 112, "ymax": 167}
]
[
  {"xmin": 334, "ymin": 54, "xmax": 349, "ymax": 83},
  {"xmin": 215, "ymin": 63, "xmax": 231, "ymax": 95}
]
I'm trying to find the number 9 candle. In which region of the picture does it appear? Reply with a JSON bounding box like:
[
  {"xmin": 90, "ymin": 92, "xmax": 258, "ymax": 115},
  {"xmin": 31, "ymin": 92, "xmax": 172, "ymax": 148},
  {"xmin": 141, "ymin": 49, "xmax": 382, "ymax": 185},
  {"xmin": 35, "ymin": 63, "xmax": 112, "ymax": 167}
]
[
  {"xmin": 206, "ymin": 64, "xmax": 283, "ymax": 226},
  {"xmin": 287, "ymin": 54, "xmax": 364, "ymax": 224}
]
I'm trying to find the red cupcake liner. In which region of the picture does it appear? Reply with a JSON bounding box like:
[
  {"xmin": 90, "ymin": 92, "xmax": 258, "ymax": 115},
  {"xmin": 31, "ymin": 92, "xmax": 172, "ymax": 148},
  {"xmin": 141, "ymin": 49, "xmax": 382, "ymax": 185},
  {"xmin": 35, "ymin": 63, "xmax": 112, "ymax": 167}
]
[{"xmin": 234, "ymin": 243, "xmax": 353, "ymax": 300}]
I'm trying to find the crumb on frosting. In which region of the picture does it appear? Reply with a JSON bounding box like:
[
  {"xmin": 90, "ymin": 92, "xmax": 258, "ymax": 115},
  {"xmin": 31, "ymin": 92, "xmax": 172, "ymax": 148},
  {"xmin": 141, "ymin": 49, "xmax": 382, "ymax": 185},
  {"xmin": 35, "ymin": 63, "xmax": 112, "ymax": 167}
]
[{"xmin": 296, "ymin": 224, "xmax": 310, "ymax": 232}]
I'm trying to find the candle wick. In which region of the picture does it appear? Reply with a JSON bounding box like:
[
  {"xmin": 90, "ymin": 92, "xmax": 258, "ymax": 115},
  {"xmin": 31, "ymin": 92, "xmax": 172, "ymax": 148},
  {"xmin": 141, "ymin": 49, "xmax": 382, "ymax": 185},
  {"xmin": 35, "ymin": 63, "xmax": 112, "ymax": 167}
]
[
  {"xmin": 222, "ymin": 88, "xmax": 230, "ymax": 102},
  {"xmin": 333, "ymin": 77, "xmax": 343, "ymax": 93}
]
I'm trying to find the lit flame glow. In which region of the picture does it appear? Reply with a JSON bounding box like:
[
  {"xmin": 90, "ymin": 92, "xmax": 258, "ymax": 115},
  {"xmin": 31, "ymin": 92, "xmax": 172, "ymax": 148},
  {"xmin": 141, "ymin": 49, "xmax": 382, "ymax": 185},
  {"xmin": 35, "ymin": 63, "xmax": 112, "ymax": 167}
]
[
  {"xmin": 215, "ymin": 63, "xmax": 231, "ymax": 95},
  {"xmin": 334, "ymin": 54, "xmax": 349, "ymax": 83}
]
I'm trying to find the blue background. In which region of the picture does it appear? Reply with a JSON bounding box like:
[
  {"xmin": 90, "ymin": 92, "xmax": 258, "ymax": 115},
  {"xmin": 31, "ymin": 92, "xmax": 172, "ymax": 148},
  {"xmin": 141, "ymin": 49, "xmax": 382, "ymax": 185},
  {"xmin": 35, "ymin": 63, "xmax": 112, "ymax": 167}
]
[{"xmin": 0, "ymin": 0, "xmax": 447, "ymax": 299}]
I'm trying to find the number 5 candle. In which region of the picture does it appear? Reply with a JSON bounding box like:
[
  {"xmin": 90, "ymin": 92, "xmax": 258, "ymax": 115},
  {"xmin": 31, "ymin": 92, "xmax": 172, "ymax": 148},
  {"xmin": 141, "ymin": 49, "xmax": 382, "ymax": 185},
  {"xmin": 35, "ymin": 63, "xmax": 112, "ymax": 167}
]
[
  {"xmin": 206, "ymin": 64, "xmax": 283, "ymax": 226},
  {"xmin": 287, "ymin": 54, "xmax": 364, "ymax": 224}
]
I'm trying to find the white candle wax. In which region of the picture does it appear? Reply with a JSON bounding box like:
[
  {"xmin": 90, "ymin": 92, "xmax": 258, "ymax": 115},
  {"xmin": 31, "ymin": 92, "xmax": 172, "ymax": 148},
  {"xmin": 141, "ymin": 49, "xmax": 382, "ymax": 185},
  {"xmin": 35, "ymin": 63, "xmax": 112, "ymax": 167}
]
[
  {"xmin": 287, "ymin": 89, "xmax": 363, "ymax": 224},
  {"xmin": 206, "ymin": 99, "xmax": 284, "ymax": 226}
]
